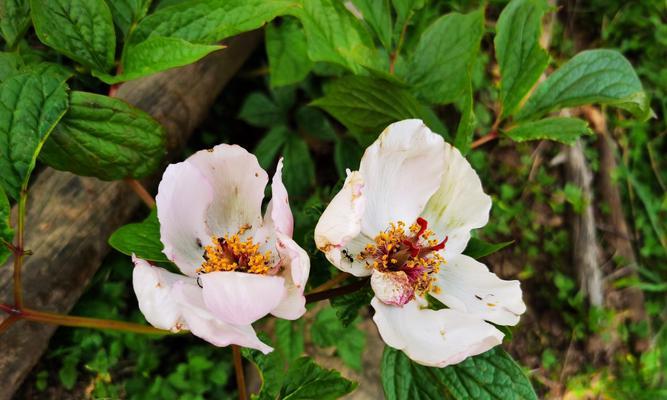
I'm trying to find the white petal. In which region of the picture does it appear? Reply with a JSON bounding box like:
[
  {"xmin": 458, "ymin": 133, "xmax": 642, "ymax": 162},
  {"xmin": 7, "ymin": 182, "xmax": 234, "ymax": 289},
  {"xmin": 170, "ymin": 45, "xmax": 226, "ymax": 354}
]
[
  {"xmin": 421, "ymin": 142, "xmax": 492, "ymax": 257},
  {"xmin": 271, "ymin": 233, "xmax": 309, "ymax": 319},
  {"xmin": 172, "ymin": 281, "xmax": 273, "ymax": 353},
  {"xmin": 359, "ymin": 119, "xmax": 445, "ymax": 235},
  {"xmin": 370, "ymin": 270, "xmax": 413, "ymax": 306},
  {"xmin": 187, "ymin": 144, "xmax": 268, "ymax": 237},
  {"xmin": 156, "ymin": 162, "xmax": 214, "ymax": 276},
  {"xmin": 314, "ymin": 170, "xmax": 371, "ymax": 276},
  {"xmin": 433, "ymin": 254, "xmax": 526, "ymax": 326},
  {"xmin": 264, "ymin": 158, "xmax": 294, "ymax": 236},
  {"xmin": 371, "ymin": 298, "xmax": 504, "ymax": 367},
  {"xmin": 132, "ymin": 256, "xmax": 190, "ymax": 331},
  {"xmin": 200, "ymin": 271, "xmax": 286, "ymax": 326}
]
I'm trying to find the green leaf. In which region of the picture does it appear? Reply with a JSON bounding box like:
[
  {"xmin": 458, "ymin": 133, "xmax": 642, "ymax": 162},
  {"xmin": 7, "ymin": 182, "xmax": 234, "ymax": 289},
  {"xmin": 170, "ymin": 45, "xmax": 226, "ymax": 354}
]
[
  {"xmin": 454, "ymin": 78, "xmax": 476, "ymax": 155},
  {"xmin": 130, "ymin": 0, "xmax": 297, "ymax": 45},
  {"xmin": 311, "ymin": 75, "xmax": 436, "ymax": 145},
  {"xmin": 296, "ymin": 0, "xmax": 383, "ymax": 73},
  {"xmin": 104, "ymin": 0, "xmax": 151, "ymax": 38},
  {"xmin": 0, "ymin": 0, "xmax": 31, "ymax": 48},
  {"xmin": 330, "ymin": 283, "xmax": 373, "ymax": 327},
  {"xmin": 333, "ymin": 137, "xmax": 363, "ymax": 178},
  {"xmin": 516, "ymin": 49, "xmax": 651, "ymax": 121},
  {"xmin": 296, "ymin": 106, "xmax": 336, "ymax": 141},
  {"xmin": 266, "ymin": 17, "xmax": 312, "ymax": 87},
  {"xmin": 407, "ymin": 9, "xmax": 485, "ymax": 104},
  {"xmin": 382, "ymin": 346, "xmax": 537, "ymax": 400},
  {"xmin": 275, "ymin": 319, "xmax": 305, "ymax": 364},
  {"xmin": 109, "ymin": 208, "xmax": 168, "ymax": 263},
  {"xmin": 239, "ymin": 92, "xmax": 285, "ymax": 128},
  {"xmin": 463, "ymin": 238, "xmax": 515, "ymax": 259},
  {"xmin": 351, "ymin": 0, "xmax": 393, "ymax": 49},
  {"xmin": 495, "ymin": 0, "xmax": 550, "ymax": 118},
  {"xmin": 0, "ymin": 72, "xmax": 69, "ymax": 200},
  {"xmin": 95, "ymin": 36, "xmax": 223, "ymax": 84},
  {"xmin": 0, "ymin": 51, "xmax": 23, "ymax": 81},
  {"xmin": 504, "ymin": 117, "xmax": 592, "ymax": 145},
  {"xmin": 39, "ymin": 91, "xmax": 166, "ymax": 180},
  {"xmin": 30, "ymin": 0, "xmax": 116, "ymax": 72},
  {"xmin": 282, "ymin": 135, "xmax": 315, "ymax": 197},
  {"xmin": 254, "ymin": 126, "xmax": 289, "ymax": 169},
  {"xmin": 280, "ymin": 357, "xmax": 357, "ymax": 399},
  {"xmin": 311, "ymin": 307, "xmax": 366, "ymax": 371},
  {"xmin": 0, "ymin": 186, "xmax": 13, "ymax": 265},
  {"xmin": 20, "ymin": 62, "xmax": 73, "ymax": 83}
]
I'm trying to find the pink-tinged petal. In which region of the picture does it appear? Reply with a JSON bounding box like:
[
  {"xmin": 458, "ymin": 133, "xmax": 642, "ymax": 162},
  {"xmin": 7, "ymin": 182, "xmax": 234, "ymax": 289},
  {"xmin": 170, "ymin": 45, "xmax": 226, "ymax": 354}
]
[
  {"xmin": 200, "ymin": 271, "xmax": 286, "ymax": 326},
  {"xmin": 433, "ymin": 254, "xmax": 526, "ymax": 326},
  {"xmin": 421, "ymin": 142, "xmax": 492, "ymax": 258},
  {"xmin": 359, "ymin": 119, "xmax": 445, "ymax": 235},
  {"xmin": 314, "ymin": 170, "xmax": 371, "ymax": 277},
  {"xmin": 132, "ymin": 256, "xmax": 190, "ymax": 331},
  {"xmin": 187, "ymin": 144, "xmax": 268, "ymax": 237},
  {"xmin": 370, "ymin": 270, "xmax": 414, "ymax": 306},
  {"xmin": 371, "ymin": 298, "xmax": 504, "ymax": 367},
  {"xmin": 264, "ymin": 158, "xmax": 293, "ymax": 236},
  {"xmin": 156, "ymin": 162, "xmax": 214, "ymax": 276},
  {"xmin": 172, "ymin": 281, "xmax": 273, "ymax": 353},
  {"xmin": 271, "ymin": 233, "xmax": 309, "ymax": 319}
]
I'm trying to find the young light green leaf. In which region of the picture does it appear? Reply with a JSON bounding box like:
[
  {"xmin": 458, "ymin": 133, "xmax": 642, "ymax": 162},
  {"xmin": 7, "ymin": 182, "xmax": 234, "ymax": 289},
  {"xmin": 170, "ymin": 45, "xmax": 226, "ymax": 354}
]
[
  {"xmin": 109, "ymin": 208, "xmax": 168, "ymax": 263},
  {"xmin": 275, "ymin": 319, "xmax": 305, "ymax": 365},
  {"xmin": 296, "ymin": 106, "xmax": 337, "ymax": 141},
  {"xmin": 391, "ymin": 0, "xmax": 425, "ymax": 32},
  {"xmin": 130, "ymin": 0, "xmax": 298, "ymax": 45},
  {"xmin": 454, "ymin": 78, "xmax": 476, "ymax": 155},
  {"xmin": 296, "ymin": 0, "xmax": 384, "ymax": 73},
  {"xmin": 282, "ymin": 136, "xmax": 316, "ymax": 197},
  {"xmin": 104, "ymin": 0, "xmax": 151, "ymax": 38},
  {"xmin": 279, "ymin": 357, "xmax": 357, "ymax": 399},
  {"xmin": 0, "ymin": 186, "xmax": 13, "ymax": 265},
  {"xmin": 95, "ymin": 36, "xmax": 224, "ymax": 84},
  {"xmin": 330, "ymin": 283, "xmax": 373, "ymax": 326},
  {"xmin": 407, "ymin": 9, "xmax": 485, "ymax": 104},
  {"xmin": 311, "ymin": 307, "xmax": 366, "ymax": 371},
  {"xmin": 516, "ymin": 49, "xmax": 651, "ymax": 121},
  {"xmin": 463, "ymin": 238, "xmax": 515, "ymax": 259},
  {"xmin": 495, "ymin": 0, "xmax": 550, "ymax": 118},
  {"xmin": 382, "ymin": 346, "xmax": 537, "ymax": 400},
  {"xmin": 254, "ymin": 126, "xmax": 289, "ymax": 169},
  {"xmin": 266, "ymin": 17, "xmax": 313, "ymax": 88},
  {"xmin": 504, "ymin": 117, "xmax": 592, "ymax": 145},
  {"xmin": 30, "ymin": 0, "xmax": 116, "ymax": 72},
  {"xmin": 334, "ymin": 137, "xmax": 363, "ymax": 178},
  {"xmin": 351, "ymin": 0, "xmax": 393, "ymax": 49},
  {"xmin": 39, "ymin": 91, "xmax": 166, "ymax": 180},
  {"xmin": 239, "ymin": 92, "xmax": 286, "ymax": 128},
  {"xmin": 0, "ymin": 72, "xmax": 69, "ymax": 200},
  {"xmin": 0, "ymin": 0, "xmax": 31, "ymax": 48}
]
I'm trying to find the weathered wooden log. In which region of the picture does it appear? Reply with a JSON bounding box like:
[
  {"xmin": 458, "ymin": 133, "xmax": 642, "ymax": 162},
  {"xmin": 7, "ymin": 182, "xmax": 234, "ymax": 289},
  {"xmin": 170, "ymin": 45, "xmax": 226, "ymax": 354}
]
[{"xmin": 0, "ymin": 31, "xmax": 262, "ymax": 400}]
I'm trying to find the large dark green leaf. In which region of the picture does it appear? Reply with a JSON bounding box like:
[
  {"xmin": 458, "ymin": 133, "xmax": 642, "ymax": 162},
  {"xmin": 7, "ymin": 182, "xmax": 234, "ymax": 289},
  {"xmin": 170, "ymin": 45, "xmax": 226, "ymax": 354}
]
[
  {"xmin": 266, "ymin": 17, "xmax": 312, "ymax": 87},
  {"xmin": 239, "ymin": 92, "xmax": 286, "ymax": 128},
  {"xmin": 104, "ymin": 0, "xmax": 151, "ymax": 38},
  {"xmin": 495, "ymin": 0, "xmax": 550, "ymax": 117},
  {"xmin": 382, "ymin": 347, "xmax": 537, "ymax": 400},
  {"xmin": 0, "ymin": 186, "xmax": 13, "ymax": 265},
  {"xmin": 311, "ymin": 307, "xmax": 366, "ymax": 371},
  {"xmin": 0, "ymin": 0, "xmax": 31, "ymax": 48},
  {"xmin": 279, "ymin": 357, "xmax": 357, "ymax": 399},
  {"xmin": 254, "ymin": 126, "xmax": 289, "ymax": 169},
  {"xmin": 30, "ymin": 0, "xmax": 116, "ymax": 72},
  {"xmin": 0, "ymin": 72, "xmax": 69, "ymax": 200},
  {"xmin": 40, "ymin": 91, "xmax": 166, "ymax": 180},
  {"xmin": 516, "ymin": 49, "xmax": 650, "ymax": 121},
  {"xmin": 407, "ymin": 9, "xmax": 484, "ymax": 104},
  {"xmin": 108, "ymin": 208, "xmax": 168, "ymax": 263},
  {"xmin": 275, "ymin": 319, "xmax": 305, "ymax": 365},
  {"xmin": 282, "ymin": 135, "xmax": 316, "ymax": 197},
  {"xmin": 504, "ymin": 117, "xmax": 592, "ymax": 145},
  {"xmin": 351, "ymin": 0, "xmax": 393, "ymax": 49}
]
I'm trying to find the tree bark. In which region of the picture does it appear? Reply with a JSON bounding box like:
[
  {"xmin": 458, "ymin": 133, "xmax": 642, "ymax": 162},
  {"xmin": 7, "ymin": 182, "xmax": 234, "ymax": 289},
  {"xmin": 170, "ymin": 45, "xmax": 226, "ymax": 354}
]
[{"xmin": 0, "ymin": 31, "xmax": 261, "ymax": 400}]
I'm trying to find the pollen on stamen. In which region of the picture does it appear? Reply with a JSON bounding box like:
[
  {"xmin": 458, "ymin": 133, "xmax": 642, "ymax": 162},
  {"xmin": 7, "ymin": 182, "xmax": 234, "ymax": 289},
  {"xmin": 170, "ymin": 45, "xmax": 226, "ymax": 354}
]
[{"xmin": 198, "ymin": 231, "xmax": 272, "ymax": 275}]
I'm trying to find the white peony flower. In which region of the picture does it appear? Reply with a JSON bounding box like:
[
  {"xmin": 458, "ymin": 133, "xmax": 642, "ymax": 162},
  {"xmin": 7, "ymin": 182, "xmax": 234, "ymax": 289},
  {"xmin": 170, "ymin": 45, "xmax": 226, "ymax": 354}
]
[
  {"xmin": 133, "ymin": 144, "xmax": 309, "ymax": 353},
  {"xmin": 314, "ymin": 119, "xmax": 526, "ymax": 367}
]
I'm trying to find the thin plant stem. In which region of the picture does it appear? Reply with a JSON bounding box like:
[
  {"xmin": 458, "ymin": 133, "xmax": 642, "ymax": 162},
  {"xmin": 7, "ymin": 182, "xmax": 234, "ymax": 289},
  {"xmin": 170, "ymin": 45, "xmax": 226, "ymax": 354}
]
[
  {"xmin": 0, "ymin": 315, "xmax": 19, "ymax": 335},
  {"xmin": 307, "ymin": 272, "xmax": 351, "ymax": 294},
  {"xmin": 125, "ymin": 178, "xmax": 156, "ymax": 208},
  {"xmin": 471, "ymin": 115, "xmax": 503, "ymax": 149},
  {"xmin": 305, "ymin": 278, "xmax": 369, "ymax": 304},
  {"xmin": 12, "ymin": 190, "xmax": 27, "ymax": 307},
  {"xmin": 389, "ymin": 16, "xmax": 411, "ymax": 74},
  {"xmin": 232, "ymin": 345, "xmax": 248, "ymax": 400}
]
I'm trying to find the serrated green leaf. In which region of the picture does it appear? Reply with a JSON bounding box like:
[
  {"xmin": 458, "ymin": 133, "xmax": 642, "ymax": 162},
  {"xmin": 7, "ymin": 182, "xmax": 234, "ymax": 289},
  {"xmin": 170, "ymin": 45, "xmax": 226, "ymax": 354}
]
[
  {"xmin": 109, "ymin": 208, "xmax": 168, "ymax": 262},
  {"xmin": 282, "ymin": 136, "xmax": 316, "ymax": 197},
  {"xmin": 39, "ymin": 91, "xmax": 166, "ymax": 180},
  {"xmin": 104, "ymin": 0, "xmax": 151, "ymax": 38},
  {"xmin": 454, "ymin": 78, "xmax": 476, "ymax": 155},
  {"xmin": 30, "ymin": 0, "xmax": 116, "ymax": 72},
  {"xmin": 242, "ymin": 340, "xmax": 286, "ymax": 400},
  {"xmin": 407, "ymin": 9, "xmax": 484, "ymax": 104},
  {"xmin": 495, "ymin": 0, "xmax": 550, "ymax": 118},
  {"xmin": 311, "ymin": 307, "xmax": 366, "ymax": 371},
  {"xmin": 504, "ymin": 117, "xmax": 592, "ymax": 145},
  {"xmin": 330, "ymin": 283, "xmax": 373, "ymax": 326},
  {"xmin": 266, "ymin": 17, "xmax": 312, "ymax": 88},
  {"xmin": 333, "ymin": 137, "xmax": 363, "ymax": 178},
  {"xmin": 382, "ymin": 346, "xmax": 537, "ymax": 400},
  {"xmin": 0, "ymin": 72, "xmax": 68, "ymax": 200},
  {"xmin": 20, "ymin": 62, "xmax": 73, "ymax": 83},
  {"xmin": 516, "ymin": 49, "xmax": 650, "ymax": 121},
  {"xmin": 0, "ymin": 0, "xmax": 31, "ymax": 48},
  {"xmin": 275, "ymin": 319, "xmax": 305, "ymax": 364},
  {"xmin": 239, "ymin": 92, "xmax": 285, "ymax": 128},
  {"xmin": 296, "ymin": 0, "xmax": 384, "ymax": 73},
  {"xmin": 296, "ymin": 106, "xmax": 336, "ymax": 141},
  {"xmin": 254, "ymin": 126, "xmax": 289, "ymax": 169},
  {"xmin": 463, "ymin": 238, "xmax": 515, "ymax": 259},
  {"xmin": 351, "ymin": 0, "xmax": 393, "ymax": 49},
  {"xmin": 130, "ymin": 0, "xmax": 298, "ymax": 45},
  {"xmin": 0, "ymin": 186, "xmax": 13, "ymax": 265},
  {"xmin": 280, "ymin": 357, "xmax": 357, "ymax": 400},
  {"xmin": 96, "ymin": 36, "xmax": 224, "ymax": 84}
]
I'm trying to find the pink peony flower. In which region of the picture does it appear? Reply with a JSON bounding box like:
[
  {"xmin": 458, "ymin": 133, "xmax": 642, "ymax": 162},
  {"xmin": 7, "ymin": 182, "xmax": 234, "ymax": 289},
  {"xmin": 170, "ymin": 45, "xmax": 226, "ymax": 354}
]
[
  {"xmin": 133, "ymin": 144, "xmax": 309, "ymax": 353},
  {"xmin": 314, "ymin": 119, "xmax": 526, "ymax": 367}
]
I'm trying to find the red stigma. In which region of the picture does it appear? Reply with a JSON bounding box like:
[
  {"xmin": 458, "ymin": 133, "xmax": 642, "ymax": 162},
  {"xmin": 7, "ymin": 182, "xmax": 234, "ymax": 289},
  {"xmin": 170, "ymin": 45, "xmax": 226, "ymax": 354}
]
[
  {"xmin": 402, "ymin": 239, "xmax": 421, "ymax": 257},
  {"xmin": 429, "ymin": 236, "xmax": 448, "ymax": 252},
  {"xmin": 415, "ymin": 217, "xmax": 428, "ymax": 237}
]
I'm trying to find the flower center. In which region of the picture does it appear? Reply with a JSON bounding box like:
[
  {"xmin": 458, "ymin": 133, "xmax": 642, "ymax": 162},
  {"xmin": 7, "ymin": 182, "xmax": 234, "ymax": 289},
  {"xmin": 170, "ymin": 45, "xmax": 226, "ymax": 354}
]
[
  {"xmin": 359, "ymin": 218, "xmax": 448, "ymax": 300},
  {"xmin": 198, "ymin": 228, "xmax": 273, "ymax": 275}
]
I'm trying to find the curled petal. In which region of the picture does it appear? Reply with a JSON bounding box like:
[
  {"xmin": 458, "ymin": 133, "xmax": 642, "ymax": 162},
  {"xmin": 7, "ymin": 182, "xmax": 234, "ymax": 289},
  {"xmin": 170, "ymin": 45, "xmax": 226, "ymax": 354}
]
[
  {"xmin": 271, "ymin": 233, "xmax": 309, "ymax": 319},
  {"xmin": 200, "ymin": 271, "xmax": 286, "ymax": 326},
  {"xmin": 372, "ymin": 298, "xmax": 503, "ymax": 367},
  {"xmin": 265, "ymin": 158, "xmax": 293, "ymax": 236},
  {"xmin": 433, "ymin": 254, "xmax": 526, "ymax": 326}
]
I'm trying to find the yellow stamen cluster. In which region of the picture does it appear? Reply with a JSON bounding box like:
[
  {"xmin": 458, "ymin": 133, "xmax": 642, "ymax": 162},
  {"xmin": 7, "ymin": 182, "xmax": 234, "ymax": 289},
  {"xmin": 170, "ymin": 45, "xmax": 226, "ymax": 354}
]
[{"xmin": 199, "ymin": 233, "xmax": 273, "ymax": 275}]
